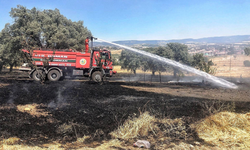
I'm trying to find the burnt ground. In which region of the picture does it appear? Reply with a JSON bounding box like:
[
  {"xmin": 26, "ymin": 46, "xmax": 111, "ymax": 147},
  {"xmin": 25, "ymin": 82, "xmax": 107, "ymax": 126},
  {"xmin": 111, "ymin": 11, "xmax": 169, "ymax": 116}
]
[{"xmin": 0, "ymin": 70, "xmax": 250, "ymax": 149}]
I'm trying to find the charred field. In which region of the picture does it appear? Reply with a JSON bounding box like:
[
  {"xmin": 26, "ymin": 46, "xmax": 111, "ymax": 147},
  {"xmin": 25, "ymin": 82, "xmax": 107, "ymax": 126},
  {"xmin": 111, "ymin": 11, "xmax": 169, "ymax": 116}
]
[{"xmin": 1, "ymin": 70, "xmax": 250, "ymax": 149}]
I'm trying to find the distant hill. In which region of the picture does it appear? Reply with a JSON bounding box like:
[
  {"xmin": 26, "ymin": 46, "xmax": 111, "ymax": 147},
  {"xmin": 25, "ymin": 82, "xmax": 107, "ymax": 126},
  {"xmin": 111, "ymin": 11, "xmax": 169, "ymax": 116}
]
[{"xmin": 94, "ymin": 35, "xmax": 250, "ymax": 47}]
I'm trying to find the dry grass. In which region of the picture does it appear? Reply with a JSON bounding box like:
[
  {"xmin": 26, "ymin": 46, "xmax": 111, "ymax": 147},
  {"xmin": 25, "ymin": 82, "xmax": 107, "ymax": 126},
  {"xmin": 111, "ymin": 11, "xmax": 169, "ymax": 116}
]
[
  {"xmin": 0, "ymin": 136, "xmax": 63, "ymax": 150},
  {"xmin": 0, "ymin": 112, "xmax": 188, "ymax": 150},
  {"xmin": 109, "ymin": 111, "xmax": 188, "ymax": 149},
  {"xmin": 93, "ymin": 139, "xmax": 124, "ymax": 150},
  {"xmin": 110, "ymin": 50, "xmax": 122, "ymax": 55},
  {"xmin": 196, "ymin": 111, "xmax": 250, "ymax": 149},
  {"xmin": 2, "ymin": 111, "xmax": 248, "ymax": 149},
  {"xmin": 1, "ymin": 142, "xmax": 64, "ymax": 150},
  {"xmin": 110, "ymin": 112, "xmax": 157, "ymax": 140},
  {"xmin": 211, "ymin": 55, "xmax": 250, "ymax": 77},
  {"xmin": 1, "ymin": 137, "xmax": 21, "ymax": 145},
  {"xmin": 109, "ymin": 109, "xmax": 250, "ymax": 149},
  {"xmin": 0, "ymin": 83, "xmax": 10, "ymax": 88},
  {"xmin": 107, "ymin": 112, "xmax": 187, "ymax": 149},
  {"xmin": 77, "ymin": 135, "xmax": 91, "ymax": 143},
  {"xmin": 17, "ymin": 104, "xmax": 50, "ymax": 117},
  {"xmin": 75, "ymin": 139, "xmax": 124, "ymax": 150}
]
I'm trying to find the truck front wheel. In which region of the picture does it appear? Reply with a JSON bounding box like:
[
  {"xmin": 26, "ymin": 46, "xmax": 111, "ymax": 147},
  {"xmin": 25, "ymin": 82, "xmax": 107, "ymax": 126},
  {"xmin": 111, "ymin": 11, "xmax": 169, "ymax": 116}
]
[
  {"xmin": 92, "ymin": 71, "xmax": 102, "ymax": 82},
  {"xmin": 47, "ymin": 70, "xmax": 61, "ymax": 81}
]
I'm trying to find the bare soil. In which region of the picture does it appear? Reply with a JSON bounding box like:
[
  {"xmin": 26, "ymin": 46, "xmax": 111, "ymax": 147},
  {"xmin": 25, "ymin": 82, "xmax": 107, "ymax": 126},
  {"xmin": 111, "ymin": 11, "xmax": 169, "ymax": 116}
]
[{"xmin": 0, "ymin": 70, "xmax": 250, "ymax": 149}]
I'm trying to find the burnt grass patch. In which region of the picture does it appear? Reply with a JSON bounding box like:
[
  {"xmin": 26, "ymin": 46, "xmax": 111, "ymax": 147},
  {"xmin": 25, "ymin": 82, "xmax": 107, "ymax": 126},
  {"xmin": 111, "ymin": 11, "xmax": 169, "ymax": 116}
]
[{"xmin": 0, "ymin": 72, "xmax": 250, "ymax": 148}]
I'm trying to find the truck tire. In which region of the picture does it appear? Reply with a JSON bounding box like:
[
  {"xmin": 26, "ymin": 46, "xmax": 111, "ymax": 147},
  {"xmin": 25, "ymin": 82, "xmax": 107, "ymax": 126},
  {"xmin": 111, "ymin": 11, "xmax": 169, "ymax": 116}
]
[
  {"xmin": 47, "ymin": 70, "xmax": 61, "ymax": 81},
  {"xmin": 92, "ymin": 71, "xmax": 102, "ymax": 82},
  {"xmin": 32, "ymin": 70, "xmax": 43, "ymax": 81}
]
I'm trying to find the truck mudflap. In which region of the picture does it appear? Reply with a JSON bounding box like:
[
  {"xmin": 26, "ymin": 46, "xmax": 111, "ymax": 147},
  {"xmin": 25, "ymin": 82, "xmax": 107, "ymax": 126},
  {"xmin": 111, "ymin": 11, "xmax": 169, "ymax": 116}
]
[{"xmin": 109, "ymin": 70, "xmax": 117, "ymax": 76}]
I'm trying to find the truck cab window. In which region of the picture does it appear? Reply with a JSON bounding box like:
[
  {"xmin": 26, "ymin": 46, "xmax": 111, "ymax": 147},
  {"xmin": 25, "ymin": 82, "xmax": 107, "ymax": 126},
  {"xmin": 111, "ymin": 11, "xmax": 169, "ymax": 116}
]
[{"xmin": 102, "ymin": 53, "xmax": 109, "ymax": 59}]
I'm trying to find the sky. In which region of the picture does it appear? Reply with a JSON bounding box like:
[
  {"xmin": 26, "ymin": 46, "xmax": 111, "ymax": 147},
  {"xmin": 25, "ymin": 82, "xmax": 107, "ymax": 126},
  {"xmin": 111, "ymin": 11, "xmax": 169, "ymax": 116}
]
[{"xmin": 0, "ymin": 0, "xmax": 250, "ymax": 41}]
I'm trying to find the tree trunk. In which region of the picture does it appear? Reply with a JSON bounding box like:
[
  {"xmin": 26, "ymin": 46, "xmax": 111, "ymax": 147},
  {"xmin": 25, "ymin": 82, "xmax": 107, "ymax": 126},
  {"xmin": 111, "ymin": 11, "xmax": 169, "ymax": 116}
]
[
  {"xmin": 0, "ymin": 62, "xmax": 3, "ymax": 72},
  {"xmin": 133, "ymin": 69, "xmax": 136, "ymax": 75},
  {"xmin": 9, "ymin": 63, "xmax": 14, "ymax": 72},
  {"xmin": 159, "ymin": 72, "xmax": 161, "ymax": 83},
  {"xmin": 129, "ymin": 72, "xmax": 131, "ymax": 82},
  {"xmin": 173, "ymin": 68, "xmax": 178, "ymax": 78},
  {"xmin": 144, "ymin": 71, "xmax": 145, "ymax": 82}
]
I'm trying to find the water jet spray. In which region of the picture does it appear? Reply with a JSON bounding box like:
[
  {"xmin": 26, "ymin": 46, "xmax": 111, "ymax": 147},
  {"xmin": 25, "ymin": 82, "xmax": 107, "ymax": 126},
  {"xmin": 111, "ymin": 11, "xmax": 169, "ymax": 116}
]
[{"xmin": 97, "ymin": 38, "xmax": 238, "ymax": 89}]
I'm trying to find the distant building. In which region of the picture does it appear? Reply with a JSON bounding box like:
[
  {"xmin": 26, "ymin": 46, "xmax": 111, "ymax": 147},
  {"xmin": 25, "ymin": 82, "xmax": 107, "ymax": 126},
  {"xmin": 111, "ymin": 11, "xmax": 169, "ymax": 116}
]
[
  {"xmin": 188, "ymin": 49, "xmax": 228, "ymax": 57},
  {"xmin": 204, "ymin": 50, "xmax": 214, "ymax": 56},
  {"xmin": 215, "ymin": 51, "xmax": 228, "ymax": 56}
]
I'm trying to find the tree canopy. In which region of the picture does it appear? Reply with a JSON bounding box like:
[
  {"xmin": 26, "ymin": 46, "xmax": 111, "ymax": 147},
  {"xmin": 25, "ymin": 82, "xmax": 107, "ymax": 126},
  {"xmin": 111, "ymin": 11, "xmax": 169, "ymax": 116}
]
[
  {"xmin": 0, "ymin": 5, "xmax": 92, "ymax": 72},
  {"xmin": 120, "ymin": 44, "xmax": 175, "ymax": 75},
  {"xmin": 9, "ymin": 5, "xmax": 91, "ymax": 50},
  {"xmin": 0, "ymin": 23, "xmax": 23, "ymax": 72},
  {"xmin": 191, "ymin": 53, "xmax": 215, "ymax": 75},
  {"xmin": 166, "ymin": 43, "xmax": 190, "ymax": 64},
  {"xmin": 119, "ymin": 43, "xmax": 215, "ymax": 77},
  {"xmin": 120, "ymin": 50, "xmax": 141, "ymax": 74},
  {"xmin": 244, "ymin": 47, "xmax": 250, "ymax": 56}
]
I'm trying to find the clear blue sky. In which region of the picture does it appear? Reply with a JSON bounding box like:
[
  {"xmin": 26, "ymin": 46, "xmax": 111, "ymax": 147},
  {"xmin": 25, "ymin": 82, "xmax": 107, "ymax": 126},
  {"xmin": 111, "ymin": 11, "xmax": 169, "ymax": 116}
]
[{"xmin": 0, "ymin": 0, "xmax": 250, "ymax": 41}]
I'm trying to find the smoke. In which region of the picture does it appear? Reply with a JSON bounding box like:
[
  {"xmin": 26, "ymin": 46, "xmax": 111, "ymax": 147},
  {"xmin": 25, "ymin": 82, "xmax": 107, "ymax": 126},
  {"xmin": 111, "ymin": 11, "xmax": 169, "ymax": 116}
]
[
  {"xmin": 168, "ymin": 78, "xmax": 203, "ymax": 83},
  {"xmin": 7, "ymin": 91, "xmax": 14, "ymax": 104},
  {"xmin": 117, "ymin": 75, "xmax": 141, "ymax": 82},
  {"xmin": 48, "ymin": 81, "xmax": 80, "ymax": 109},
  {"xmin": 7, "ymin": 85, "xmax": 17, "ymax": 104},
  {"xmin": 6, "ymin": 83, "xmax": 31, "ymax": 104},
  {"xmin": 48, "ymin": 86, "xmax": 67, "ymax": 109},
  {"xmin": 22, "ymin": 84, "xmax": 29, "ymax": 94},
  {"xmin": 115, "ymin": 73, "xmax": 207, "ymax": 84}
]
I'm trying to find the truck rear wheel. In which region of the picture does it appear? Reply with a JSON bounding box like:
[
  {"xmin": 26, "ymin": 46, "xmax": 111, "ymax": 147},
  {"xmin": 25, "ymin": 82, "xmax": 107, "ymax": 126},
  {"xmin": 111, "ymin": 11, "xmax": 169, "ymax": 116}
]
[
  {"xmin": 32, "ymin": 70, "xmax": 44, "ymax": 81},
  {"xmin": 92, "ymin": 71, "xmax": 102, "ymax": 82},
  {"xmin": 47, "ymin": 70, "xmax": 61, "ymax": 81}
]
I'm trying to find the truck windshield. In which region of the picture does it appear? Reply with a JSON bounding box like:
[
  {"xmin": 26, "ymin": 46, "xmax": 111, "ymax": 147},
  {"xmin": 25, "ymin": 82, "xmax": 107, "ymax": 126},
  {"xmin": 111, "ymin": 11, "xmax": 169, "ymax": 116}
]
[{"xmin": 101, "ymin": 52, "xmax": 109, "ymax": 59}]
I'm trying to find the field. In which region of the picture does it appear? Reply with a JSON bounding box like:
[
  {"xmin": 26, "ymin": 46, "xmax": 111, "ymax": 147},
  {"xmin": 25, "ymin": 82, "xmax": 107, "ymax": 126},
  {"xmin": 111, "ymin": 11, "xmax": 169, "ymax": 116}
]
[
  {"xmin": 112, "ymin": 52, "xmax": 250, "ymax": 78},
  {"xmin": 1, "ymin": 55, "xmax": 250, "ymax": 149},
  {"xmin": 211, "ymin": 55, "xmax": 250, "ymax": 77}
]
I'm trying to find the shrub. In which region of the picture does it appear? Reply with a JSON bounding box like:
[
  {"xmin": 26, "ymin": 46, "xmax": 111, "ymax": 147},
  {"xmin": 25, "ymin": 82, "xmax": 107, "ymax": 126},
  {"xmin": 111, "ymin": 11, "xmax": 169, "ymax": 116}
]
[{"xmin": 243, "ymin": 60, "xmax": 250, "ymax": 67}]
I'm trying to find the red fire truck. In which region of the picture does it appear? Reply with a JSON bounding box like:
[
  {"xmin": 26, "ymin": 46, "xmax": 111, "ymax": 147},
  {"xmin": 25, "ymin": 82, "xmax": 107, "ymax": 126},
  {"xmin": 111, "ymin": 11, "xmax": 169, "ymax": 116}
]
[{"xmin": 20, "ymin": 38, "xmax": 116, "ymax": 82}]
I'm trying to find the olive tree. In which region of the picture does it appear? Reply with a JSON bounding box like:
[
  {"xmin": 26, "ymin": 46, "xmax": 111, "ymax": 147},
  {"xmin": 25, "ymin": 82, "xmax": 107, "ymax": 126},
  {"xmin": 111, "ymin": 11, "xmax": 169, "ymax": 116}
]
[{"xmin": 0, "ymin": 5, "xmax": 92, "ymax": 72}]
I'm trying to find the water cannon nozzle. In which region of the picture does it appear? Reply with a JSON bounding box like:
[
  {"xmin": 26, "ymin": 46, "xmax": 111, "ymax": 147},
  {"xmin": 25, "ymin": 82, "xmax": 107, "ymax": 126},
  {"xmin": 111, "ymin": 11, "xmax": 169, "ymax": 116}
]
[{"xmin": 90, "ymin": 37, "xmax": 98, "ymax": 41}]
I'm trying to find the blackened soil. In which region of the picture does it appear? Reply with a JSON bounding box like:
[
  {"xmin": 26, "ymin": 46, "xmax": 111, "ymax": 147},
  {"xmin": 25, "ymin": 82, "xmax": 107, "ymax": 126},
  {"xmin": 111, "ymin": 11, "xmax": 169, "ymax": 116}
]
[{"xmin": 0, "ymin": 71, "xmax": 250, "ymax": 148}]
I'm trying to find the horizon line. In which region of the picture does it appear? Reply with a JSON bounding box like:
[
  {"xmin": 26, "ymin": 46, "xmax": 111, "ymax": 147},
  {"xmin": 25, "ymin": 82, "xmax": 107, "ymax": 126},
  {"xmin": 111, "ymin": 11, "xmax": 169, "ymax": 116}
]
[{"xmin": 107, "ymin": 34, "xmax": 250, "ymax": 42}]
